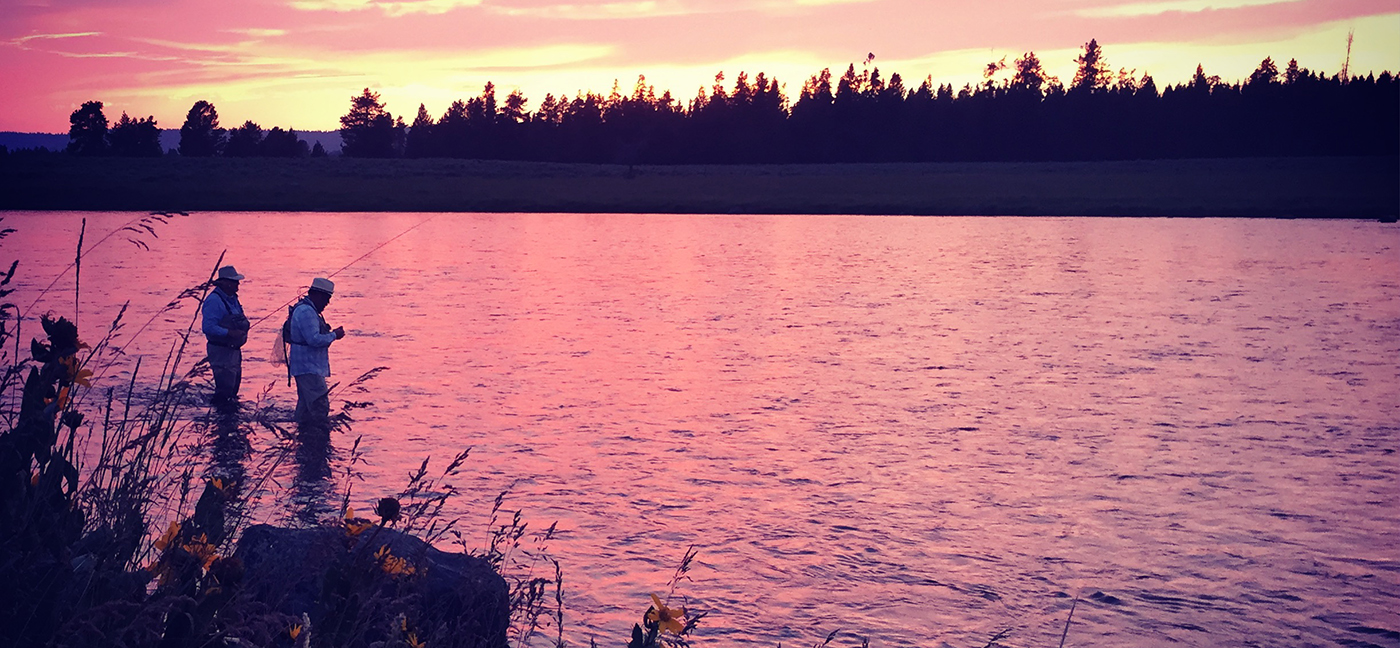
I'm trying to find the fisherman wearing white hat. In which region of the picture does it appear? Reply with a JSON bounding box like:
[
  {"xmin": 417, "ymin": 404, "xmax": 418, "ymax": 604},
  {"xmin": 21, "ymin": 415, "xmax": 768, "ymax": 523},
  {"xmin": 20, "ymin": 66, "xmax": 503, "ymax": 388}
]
[
  {"xmin": 202, "ymin": 265, "xmax": 250, "ymax": 408},
  {"xmin": 287, "ymin": 277, "xmax": 345, "ymax": 428}
]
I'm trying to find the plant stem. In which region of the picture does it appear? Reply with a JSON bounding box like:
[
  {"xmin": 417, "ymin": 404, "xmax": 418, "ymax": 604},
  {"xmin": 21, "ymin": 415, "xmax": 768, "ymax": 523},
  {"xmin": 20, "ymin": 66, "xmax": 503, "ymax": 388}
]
[{"xmin": 1058, "ymin": 596, "xmax": 1079, "ymax": 648}]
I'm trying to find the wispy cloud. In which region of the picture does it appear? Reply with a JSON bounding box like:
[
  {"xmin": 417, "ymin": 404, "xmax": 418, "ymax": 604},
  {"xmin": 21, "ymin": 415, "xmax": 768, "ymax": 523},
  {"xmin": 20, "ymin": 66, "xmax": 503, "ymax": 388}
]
[
  {"xmin": 135, "ymin": 28, "xmax": 289, "ymax": 55},
  {"xmin": 135, "ymin": 37, "xmax": 245, "ymax": 53},
  {"xmin": 289, "ymin": 0, "xmax": 485, "ymax": 16},
  {"xmin": 6, "ymin": 32, "xmax": 186, "ymax": 61},
  {"xmin": 74, "ymin": 39, "xmax": 622, "ymax": 128},
  {"xmin": 47, "ymin": 49, "xmax": 176, "ymax": 60},
  {"xmin": 8, "ymin": 32, "xmax": 102, "ymax": 48},
  {"xmin": 790, "ymin": 0, "xmax": 877, "ymax": 6},
  {"xmin": 224, "ymin": 28, "xmax": 287, "ymax": 38},
  {"xmin": 286, "ymin": 0, "xmax": 366, "ymax": 10},
  {"xmin": 456, "ymin": 43, "xmax": 616, "ymax": 68},
  {"xmin": 94, "ymin": 41, "xmax": 617, "ymax": 96},
  {"xmin": 1078, "ymin": 0, "xmax": 1302, "ymax": 19},
  {"xmin": 485, "ymin": 1, "xmax": 682, "ymax": 19}
]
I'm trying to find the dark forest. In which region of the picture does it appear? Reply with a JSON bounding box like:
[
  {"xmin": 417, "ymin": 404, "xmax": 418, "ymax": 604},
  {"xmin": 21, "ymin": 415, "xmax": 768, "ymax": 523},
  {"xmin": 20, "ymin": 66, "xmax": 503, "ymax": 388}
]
[{"xmin": 42, "ymin": 41, "xmax": 1400, "ymax": 164}]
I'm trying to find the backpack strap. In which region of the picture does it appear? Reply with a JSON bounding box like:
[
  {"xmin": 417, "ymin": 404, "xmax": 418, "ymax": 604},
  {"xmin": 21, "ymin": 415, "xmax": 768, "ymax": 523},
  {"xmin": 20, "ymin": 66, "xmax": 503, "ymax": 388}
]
[
  {"xmin": 287, "ymin": 300, "xmax": 316, "ymax": 346},
  {"xmin": 283, "ymin": 301, "xmax": 306, "ymax": 386},
  {"xmin": 214, "ymin": 288, "xmax": 236, "ymax": 313}
]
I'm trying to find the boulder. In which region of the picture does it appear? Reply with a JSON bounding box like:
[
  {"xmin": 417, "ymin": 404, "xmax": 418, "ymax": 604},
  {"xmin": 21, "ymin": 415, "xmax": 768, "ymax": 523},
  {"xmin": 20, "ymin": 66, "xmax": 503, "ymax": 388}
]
[{"xmin": 235, "ymin": 524, "xmax": 509, "ymax": 648}]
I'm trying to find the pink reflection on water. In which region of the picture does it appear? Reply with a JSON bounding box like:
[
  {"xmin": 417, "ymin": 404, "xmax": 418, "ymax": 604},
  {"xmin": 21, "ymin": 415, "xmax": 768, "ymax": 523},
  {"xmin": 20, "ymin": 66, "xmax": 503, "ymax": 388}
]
[{"xmin": 6, "ymin": 212, "xmax": 1399, "ymax": 647}]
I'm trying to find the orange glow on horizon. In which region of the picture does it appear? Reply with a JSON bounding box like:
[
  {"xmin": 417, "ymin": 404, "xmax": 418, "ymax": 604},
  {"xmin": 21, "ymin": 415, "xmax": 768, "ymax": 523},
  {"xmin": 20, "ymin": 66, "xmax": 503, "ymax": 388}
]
[{"xmin": 0, "ymin": 1, "xmax": 1395, "ymax": 133}]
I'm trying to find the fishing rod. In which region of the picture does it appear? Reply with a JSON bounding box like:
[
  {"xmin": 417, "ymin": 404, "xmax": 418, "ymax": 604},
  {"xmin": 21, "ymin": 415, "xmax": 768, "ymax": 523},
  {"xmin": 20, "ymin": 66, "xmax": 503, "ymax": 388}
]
[
  {"xmin": 20, "ymin": 211, "xmax": 187, "ymax": 320},
  {"xmin": 52, "ymin": 213, "xmax": 434, "ymax": 393},
  {"xmin": 78, "ymin": 253, "xmax": 223, "ymax": 385},
  {"xmin": 248, "ymin": 214, "xmax": 438, "ymax": 329},
  {"xmin": 14, "ymin": 212, "xmax": 189, "ymax": 405},
  {"xmin": 119, "ymin": 213, "xmax": 436, "ymax": 354},
  {"xmin": 8, "ymin": 213, "xmax": 437, "ymax": 464},
  {"xmin": 251, "ymin": 214, "xmax": 436, "ymax": 390}
]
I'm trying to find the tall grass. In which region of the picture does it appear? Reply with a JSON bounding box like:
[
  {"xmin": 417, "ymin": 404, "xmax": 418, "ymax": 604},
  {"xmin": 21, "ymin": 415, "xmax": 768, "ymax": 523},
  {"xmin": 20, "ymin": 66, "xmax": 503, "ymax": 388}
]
[
  {"xmin": 0, "ymin": 216, "xmax": 566, "ymax": 648},
  {"xmin": 0, "ymin": 215, "xmax": 245, "ymax": 645}
]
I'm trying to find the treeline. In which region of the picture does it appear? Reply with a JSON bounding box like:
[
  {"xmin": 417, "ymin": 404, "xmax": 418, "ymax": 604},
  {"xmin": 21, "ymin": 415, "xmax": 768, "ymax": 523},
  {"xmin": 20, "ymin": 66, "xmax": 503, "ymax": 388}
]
[
  {"xmin": 58, "ymin": 100, "xmax": 327, "ymax": 158},
  {"xmin": 28, "ymin": 39, "xmax": 1400, "ymax": 164},
  {"xmin": 338, "ymin": 40, "xmax": 1398, "ymax": 163}
]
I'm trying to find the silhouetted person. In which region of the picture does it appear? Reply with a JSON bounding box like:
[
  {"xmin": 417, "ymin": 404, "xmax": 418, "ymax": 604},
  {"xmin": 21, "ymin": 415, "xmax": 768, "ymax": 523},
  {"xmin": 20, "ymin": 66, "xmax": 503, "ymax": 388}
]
[
  {"xmin": 287, "ymin": 277, "xmax": 345, "ymax": 429},
  {"xmin": 202, "ymin": 266, "xmax": 250, "ymax": 408}
]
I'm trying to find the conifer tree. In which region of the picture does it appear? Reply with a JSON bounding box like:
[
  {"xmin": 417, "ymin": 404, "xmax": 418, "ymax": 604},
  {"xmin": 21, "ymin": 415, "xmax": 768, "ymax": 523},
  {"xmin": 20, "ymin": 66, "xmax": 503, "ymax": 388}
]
[
  {"xmin": 339, "ymin": 88, "xmax": 400, "ymax": 158},
  {"xmin": 107, "ymin": 112, "xmax": 162, "ymax": 157},
  {"xmin": 178, "ymin": 100, "xmax": 225, "ymax": 157}
]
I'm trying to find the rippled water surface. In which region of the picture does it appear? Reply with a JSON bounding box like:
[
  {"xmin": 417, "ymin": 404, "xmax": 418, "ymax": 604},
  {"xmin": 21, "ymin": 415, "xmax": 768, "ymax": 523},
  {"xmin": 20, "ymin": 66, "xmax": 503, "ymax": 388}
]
[{"xmin": 6, "ymin": 212, "xmax": 1399, "ymax": 647}]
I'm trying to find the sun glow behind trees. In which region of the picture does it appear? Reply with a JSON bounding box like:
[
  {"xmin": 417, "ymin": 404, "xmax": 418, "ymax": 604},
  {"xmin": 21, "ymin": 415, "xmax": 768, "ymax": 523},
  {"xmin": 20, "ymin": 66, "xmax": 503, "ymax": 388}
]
[
  {"xmin": 325, "ymin": 44, "xmax": 1396, "ymax": 163},
  {"xmin": 0, "ymin": 0, "xmax": 1395, "ymax": 132},
  {"xmin": 40, "ymin": 40, "xmax": 1397, "ymax": 163}
]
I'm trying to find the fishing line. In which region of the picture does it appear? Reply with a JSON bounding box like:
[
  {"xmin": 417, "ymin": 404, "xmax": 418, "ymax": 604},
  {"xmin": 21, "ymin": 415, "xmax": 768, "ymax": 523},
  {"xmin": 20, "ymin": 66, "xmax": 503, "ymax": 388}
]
[
  {"xmin": 74, "ymin": 253, "xmax": 225, "ymax": 412},
  {"xmin": 17, "ymin": 212, "xmax": 195, "ymax": 407},
  {"xmin": 62, "ymin": 213, "xmax": 432, "ymax": 395},
  {"xmin": 249, "ymin": 214, "xmax": 438, "ymax": 329}
]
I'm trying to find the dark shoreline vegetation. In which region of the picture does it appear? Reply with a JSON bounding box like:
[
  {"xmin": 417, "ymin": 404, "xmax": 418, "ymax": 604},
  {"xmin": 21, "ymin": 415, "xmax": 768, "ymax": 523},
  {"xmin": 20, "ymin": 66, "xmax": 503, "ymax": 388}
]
[
  {"xmin": 4, "ymin": 42, "xmax": 1395, "ymax": 217},
  {"xmin": 0, "ymin": 222, "xmax": 713, "ymax": 647},
  {"xmin": 2, "ymin": 155, "xmax": 1396, "ymax": 218},
  {"xmin": 20, "ymin": 44, "xmax": 1397, "ymax": 165}
]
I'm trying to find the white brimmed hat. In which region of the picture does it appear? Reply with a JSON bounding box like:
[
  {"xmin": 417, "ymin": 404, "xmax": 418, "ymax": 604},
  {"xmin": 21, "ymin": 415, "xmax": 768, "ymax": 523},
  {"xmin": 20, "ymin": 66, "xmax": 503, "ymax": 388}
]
[
  {"xmin": 217, "ymin": 265, "xmax": 245, "ymax": 281},
  {"xmin": 309, "ymin": 277, "xmax": 335, "ymax": 295}
]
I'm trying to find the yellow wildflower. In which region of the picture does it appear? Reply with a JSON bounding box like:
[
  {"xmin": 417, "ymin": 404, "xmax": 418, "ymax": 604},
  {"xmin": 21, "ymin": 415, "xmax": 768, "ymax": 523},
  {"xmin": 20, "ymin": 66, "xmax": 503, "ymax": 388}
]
[
  {"xmin": 407, "ymin": 632, "xmax": 426, "ymax": 648},
  {"xmin": 59, "ymin": 356, "xmax": 93, "ymax": 387},
  {"xmin": 343, "ymin": 506, "xmax": 372, "ymax": 537},
  {"xmin": 646, "ymin": 593, "xmax": 687, "ymax": 635},
  {"xmin": 182, "ymin": 533, "xmax": 219, "ymax": 569},
  {"xmin": 154, "ymin": 521, "xmax": 181, "ymax": 551},
  {"xmin": 374, "ymin": 545, "xmax": 416, "ymax": 576},
  {"xmin": 289, "ymin": 624, "xmax": 302, "ymax": 640}
]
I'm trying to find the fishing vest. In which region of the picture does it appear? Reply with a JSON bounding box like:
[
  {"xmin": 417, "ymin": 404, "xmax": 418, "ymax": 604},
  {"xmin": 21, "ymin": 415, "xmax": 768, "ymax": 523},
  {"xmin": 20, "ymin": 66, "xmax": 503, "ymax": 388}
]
[{"xmin": 208, "ymin": 289, "xmax": 249, "ymax": 349}]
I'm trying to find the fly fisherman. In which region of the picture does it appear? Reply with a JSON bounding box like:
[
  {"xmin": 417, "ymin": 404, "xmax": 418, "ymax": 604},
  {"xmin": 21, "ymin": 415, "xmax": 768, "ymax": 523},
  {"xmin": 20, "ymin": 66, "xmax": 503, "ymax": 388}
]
[
  {"xmin": 287, "ymin": 277, "xmax": 345, "ymax": 429},
  {"xmin": 202, "ymin": 265, "xmax": 250, "ymax": 408}
]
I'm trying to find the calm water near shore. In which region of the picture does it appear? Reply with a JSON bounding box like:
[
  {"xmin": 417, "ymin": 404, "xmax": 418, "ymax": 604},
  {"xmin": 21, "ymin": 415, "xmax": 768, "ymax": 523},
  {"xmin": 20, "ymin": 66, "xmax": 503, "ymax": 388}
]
[{"xmin": 6, "ymin": 212, "xmax": 1399, "ymax": 647}]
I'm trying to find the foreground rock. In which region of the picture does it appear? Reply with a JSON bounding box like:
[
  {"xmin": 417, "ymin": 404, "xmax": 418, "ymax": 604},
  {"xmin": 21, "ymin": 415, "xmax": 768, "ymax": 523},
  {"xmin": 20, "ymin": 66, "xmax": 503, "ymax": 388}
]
[{"xmin": 236, "ymin": 524, "xmax": 509, "ymax": 648}]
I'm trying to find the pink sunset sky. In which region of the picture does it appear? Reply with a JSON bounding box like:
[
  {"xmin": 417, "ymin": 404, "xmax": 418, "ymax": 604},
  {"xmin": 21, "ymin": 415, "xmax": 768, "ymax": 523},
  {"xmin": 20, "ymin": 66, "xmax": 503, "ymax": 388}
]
[{"xmin": 1, "ymin": 0, "xmax": 1396, "ymax": 133}]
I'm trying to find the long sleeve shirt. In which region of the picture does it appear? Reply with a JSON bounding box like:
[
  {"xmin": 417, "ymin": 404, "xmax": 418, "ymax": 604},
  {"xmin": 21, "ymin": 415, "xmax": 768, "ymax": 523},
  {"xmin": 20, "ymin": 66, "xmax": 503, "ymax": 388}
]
[
  {"xmin": 202, "ymin": 287, "xmax": 246, "ymax": 346},
  {"xmin": 288, "ymin": 298, "xmax": 336, "ymax": 377}
]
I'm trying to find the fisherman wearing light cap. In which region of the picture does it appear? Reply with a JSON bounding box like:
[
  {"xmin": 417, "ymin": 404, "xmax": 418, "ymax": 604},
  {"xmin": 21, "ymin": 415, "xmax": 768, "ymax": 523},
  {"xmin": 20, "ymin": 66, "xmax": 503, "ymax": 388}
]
[
  {"xmin": 202, "ymin": 265, "xmax": 250, "ymax": 408},
  {"xmin": 287, "ymin": 277, "xmax": 345, "ymax": 428}
]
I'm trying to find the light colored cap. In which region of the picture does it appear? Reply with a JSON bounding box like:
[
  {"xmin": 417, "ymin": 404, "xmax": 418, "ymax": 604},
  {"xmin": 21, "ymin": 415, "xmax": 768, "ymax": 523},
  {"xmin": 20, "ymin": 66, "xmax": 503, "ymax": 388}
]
[
  {"xmin": 217, "ymin": 265, "xmax": 245, "ymax": 281},
  {"xmin": 309, "ymin": 277, "xmax": 335, "ymax": 295}
]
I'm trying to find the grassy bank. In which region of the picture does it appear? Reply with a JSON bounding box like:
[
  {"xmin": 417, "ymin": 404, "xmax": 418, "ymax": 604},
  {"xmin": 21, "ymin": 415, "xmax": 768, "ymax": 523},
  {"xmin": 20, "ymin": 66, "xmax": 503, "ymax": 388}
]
[{"xmin": 2, "ymin": 155, "xmax": 1396, "ymax": 217}]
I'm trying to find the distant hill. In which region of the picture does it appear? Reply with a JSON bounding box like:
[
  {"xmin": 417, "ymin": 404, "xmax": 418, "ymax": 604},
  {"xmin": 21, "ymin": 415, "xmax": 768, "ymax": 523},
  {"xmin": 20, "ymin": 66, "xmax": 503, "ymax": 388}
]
[
  {"xmin": 0, "ymin": 129, "xmax": 342, "ymax": 154},
  {"xmin": 0, "ymin": 132, "xmax": 69, "ymax": 152}
]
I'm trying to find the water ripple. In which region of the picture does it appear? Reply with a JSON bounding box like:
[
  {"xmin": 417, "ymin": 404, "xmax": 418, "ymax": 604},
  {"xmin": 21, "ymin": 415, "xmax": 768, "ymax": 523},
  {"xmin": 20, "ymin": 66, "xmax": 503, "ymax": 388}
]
[{"xmin": 7, "ymin": 213, "xmax": 1399, "ymax": 647}]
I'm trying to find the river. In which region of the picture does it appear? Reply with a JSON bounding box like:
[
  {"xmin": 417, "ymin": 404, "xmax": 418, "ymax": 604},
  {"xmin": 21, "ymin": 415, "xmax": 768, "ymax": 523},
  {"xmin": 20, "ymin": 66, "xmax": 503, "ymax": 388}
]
[{"xmin": 5, "ymin": 212, "xmax": 1398, "ymax": 647}]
